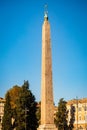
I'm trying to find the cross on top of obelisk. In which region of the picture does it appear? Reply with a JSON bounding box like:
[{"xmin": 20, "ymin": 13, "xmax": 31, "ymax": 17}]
[{"xmin": 44, "ymin": 4, "xmax": 48, "ymax": 20}]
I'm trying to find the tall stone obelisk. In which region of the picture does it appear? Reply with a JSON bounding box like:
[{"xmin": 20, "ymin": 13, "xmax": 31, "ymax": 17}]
[{"xmin": 38, "ymin": 8, "xmax": 57, "ymax": 130}]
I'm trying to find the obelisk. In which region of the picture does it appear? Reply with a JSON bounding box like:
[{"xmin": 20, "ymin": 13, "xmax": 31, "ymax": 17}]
[{"xmin": 38, "ymin": 7, "xmax": 57, "ymax": 130}]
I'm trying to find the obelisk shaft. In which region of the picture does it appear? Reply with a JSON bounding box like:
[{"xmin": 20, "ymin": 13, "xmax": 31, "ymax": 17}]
[
  {"xmin": 41, "ymin": 15, "xmax": 54, "ymax": 125},
  {"xmin": 38, "ymin": 10, "xmax": 57, "ymax": 130}
]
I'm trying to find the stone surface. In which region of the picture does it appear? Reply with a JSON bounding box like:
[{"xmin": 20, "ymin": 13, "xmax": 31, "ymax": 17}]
[
  {"xmin": 38, "ymin": 124, "xmax": 57, "ymax": 130},
  {"xmin": 38, "ymin": 13, "xmax": 57, "ymax": 130},
  {"xmin": 41, "ymin": 17, "xmax": 54, "ymax": 125}
]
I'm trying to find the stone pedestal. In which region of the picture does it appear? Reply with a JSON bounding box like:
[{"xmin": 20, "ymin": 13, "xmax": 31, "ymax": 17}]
[{"xmin": 38, "ymin": 124, "xmax": 57, "ymax": 130}]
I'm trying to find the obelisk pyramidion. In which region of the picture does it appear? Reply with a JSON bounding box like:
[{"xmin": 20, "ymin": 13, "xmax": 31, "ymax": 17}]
[{"xmin": 38, "ymin": 7, "xmax": 57, "ymax": 130}]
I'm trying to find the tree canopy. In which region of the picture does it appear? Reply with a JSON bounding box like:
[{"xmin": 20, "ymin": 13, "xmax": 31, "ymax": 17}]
[
  {"xmin": 54, "ymin": 98, "xmax": 68, "ymax": 130},
  {"xmin": 15, "ymin": 81, "xmax": 38, "ymax": 130},
  {"xmin": 55, "ymin": 98, "xmax": 75, "ymax": 130},
  {"xmin": 2, "ymin": 81, "xmax": 38, "ymax": 130},
  {"xmin": 2, "ymin": 92, "xmax": 13, "ymax": 130},
  {"xmin": 9, "ymin": 85, "xmax": 21, "ymax": 109},
  {"xmin": 69, "ymin": 105, "xmax": 75, "ymax": 130}
]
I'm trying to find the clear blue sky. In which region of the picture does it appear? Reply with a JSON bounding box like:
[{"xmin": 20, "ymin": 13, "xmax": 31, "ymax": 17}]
[{"xmin": 0, "ymin": 0, "xmax": 87, "ymax": 105}]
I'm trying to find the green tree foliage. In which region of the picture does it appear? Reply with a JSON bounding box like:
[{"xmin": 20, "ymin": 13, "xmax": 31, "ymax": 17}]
[
  {"xmin": 54, "ymin": 98, "xmax": 68, "ymax": 130},
  {"xmin": 9, "ymin": 85, "xmax": 21, "ymax": 109},
  {"xmin": 2, "ymin": 81, "xmax": 38, "ymax": 130},
  {"xmin": 15, "ymin": 80, "xmax": 38, "ymax": 130},
  {"xmin": 36, "ymin": 101, "xmax": 41, "ymax": 126},
  {"xmin": 2, "ymin": 92, "xmax": 13, "ymax": 130},
  {"xmin": 69, "ymin": 105, "xmax": 75, "ymax": 130},
  {"xmin": 8, "ymin": 85, "xmax": 21, "ymax": 129}
]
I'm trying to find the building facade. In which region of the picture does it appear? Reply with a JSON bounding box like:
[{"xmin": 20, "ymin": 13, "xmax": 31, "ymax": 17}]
[
  {"xmin": 0, "ymin": 96, "xmax": 87, "ymax": 130},
  {"xmin": 0, "ymin": 97, "xmax": 5, "ymax": 130},
  {"xmin": 67, "ymin": 98, "xmax": 87, "ymax": 130}
]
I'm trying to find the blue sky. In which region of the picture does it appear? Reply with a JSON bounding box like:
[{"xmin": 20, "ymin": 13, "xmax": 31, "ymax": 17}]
[{"xmin": 0, "ymin": 0, "xmax": 87, "ymax": 105}]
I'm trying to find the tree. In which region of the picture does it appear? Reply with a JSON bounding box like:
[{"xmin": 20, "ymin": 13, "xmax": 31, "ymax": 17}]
[
  {"xmin": 54, "ymin": 98, "xmax": 68, "ymax": 130},
  {"xmin": 69, "ymin": 105, "xmax": 75, "ymax": 130},
  {"xmin": 2, "ymin": 92, "xmax": 13, "ymax": 130},
  {"xmin": 15, "ymin": 80, "xmax": 38, "ymax": 130},
  {"xmin": 6, "ymin": 85, "xmax": 21, "ymax": 129},
  {"xmin": 36, "ymin": 101, "xmax": 41, "ymax": 126},
  {"xmin": 9, "ymin": 85, "xmax": 21, "ymax": 109}
]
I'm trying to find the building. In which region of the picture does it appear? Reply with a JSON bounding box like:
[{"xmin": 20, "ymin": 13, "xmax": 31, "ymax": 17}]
[
  {"xmin": 67, "ymin": 98, "xmax": 87, "ymax": 130},
  {"xmin": 0, "ymin": 97, "xmax": 5, "ymax": 130},
  {"xmin": 0, "ymin": 96, "xmax": 87, "ymax": 130},
  {"xmin": 54, "ymin": 98, "xmax": 87, "ymax": 130}
]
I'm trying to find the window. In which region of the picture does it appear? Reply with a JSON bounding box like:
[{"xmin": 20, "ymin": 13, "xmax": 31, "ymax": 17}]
[
  {"xmin": 79, "ymin": 116, "xmax": 81, "ymax": 120},
  {"xmin": 78, "ymin": 107, "xmax": 81, "ymax": 111},
  {"xmin": 84, "ymin": 106, "xmax": 87, "ymax": 111},
  {"xmin": 0, "ymin": 116, "xmax": 1, "ymax": 123},
  {"xmin": 85, "ymin": 115, "xmax": 87, "ymax": 121},
  {"xmin": 79, "ymin": 126, "xmax": 83, "ymax": 130}
]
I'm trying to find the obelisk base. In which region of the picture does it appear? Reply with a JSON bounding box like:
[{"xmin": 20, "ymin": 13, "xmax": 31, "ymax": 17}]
[{"xmin": 37, "ymin": 124, "xmax": 57, "ymax": 130}]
